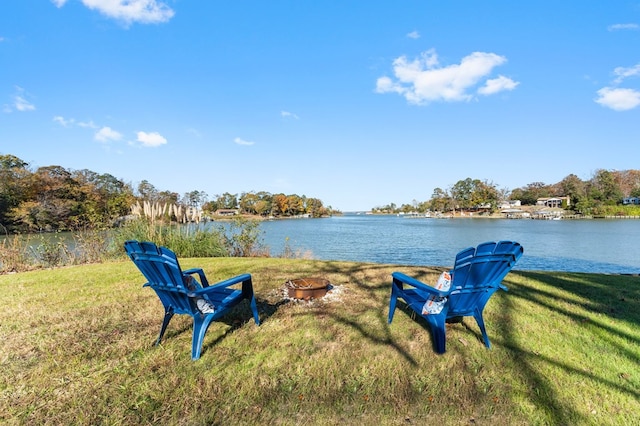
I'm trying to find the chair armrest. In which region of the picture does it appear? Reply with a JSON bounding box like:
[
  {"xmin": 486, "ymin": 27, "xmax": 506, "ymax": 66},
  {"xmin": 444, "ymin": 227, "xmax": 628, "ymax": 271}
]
[
  {"xmin": 199, "ymin": 273, "xmax": 252, "ymax": 291},
  {"xmin": 183, "ymin": 268, "xmax": 209, "ymax": 287},
  {"xmin": 392, "ymin": 272, "xmax": 450, "ymax": 297},
  {"xmin": 193, "ymin": 274, "xmax": 253, "ymax": 302}
]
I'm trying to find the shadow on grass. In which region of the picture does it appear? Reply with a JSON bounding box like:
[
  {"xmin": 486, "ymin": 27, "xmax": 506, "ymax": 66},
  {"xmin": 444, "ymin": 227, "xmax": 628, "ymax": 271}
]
[
  {"xmin": 149, "ymin": 257, "xmax": 639, "ymax": 423},
  {"xmin": 306, "ymin": 261, "xmax": 640, "ymax": 425},
  {"xmin": 330, "ymin": 297, "xmax": 419, "ymax": 367},
  {"xmin": 153, "ymin": 298, "xmax": 290, "ymax": 357},
  {"xmin": 515, "ymin": 271, "xmax": 640, "ymax": 342},
  {"xmin": 293, "ymin": 261, "xmax": 442, "ymax": 366},
  {"xmin": 499, "ymin": 271, "xmax": 640, "ymax": 425}
]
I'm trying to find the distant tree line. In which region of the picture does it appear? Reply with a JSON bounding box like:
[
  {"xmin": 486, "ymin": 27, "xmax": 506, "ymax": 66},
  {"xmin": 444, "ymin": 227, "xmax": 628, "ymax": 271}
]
[
  {"xmin": 372, "ymin": 169, "xmax": 640, "ymax": 215},
  {"xmin": 0, "ymin": 154, "xmax": 334, "ymax": 233},
  {"xmin": 201, "ymin": 191, "xmax": 332, "ymax": 219}
]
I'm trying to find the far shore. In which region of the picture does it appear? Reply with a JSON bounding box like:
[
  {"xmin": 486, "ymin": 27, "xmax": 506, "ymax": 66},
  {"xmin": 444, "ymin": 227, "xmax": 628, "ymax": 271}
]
[{"xmin": 357, "ymin": 207, "xmax": 640, "ymax": 220}]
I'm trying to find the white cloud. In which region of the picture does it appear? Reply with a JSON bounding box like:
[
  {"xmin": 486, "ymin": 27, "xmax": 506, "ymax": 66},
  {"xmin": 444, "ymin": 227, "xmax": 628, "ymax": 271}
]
[
  {"xmin": 281, "ymin": 111, "xmax": 299, "ymax": 119},
  {"xmin": 234, "ymin": 137, "xmax": 255, "ymax": 146},
  {"xmin": 76, "ymin": 0, "xmax": 175, "ymax": 25},
  {"xmin": 14, "ymin": 96, "xmax": 36, "ymax": 111},
  {"xmin": 612, "ymin": 64, "xmax": 640, "ymax": 83},
  {"xmin": 595, "ymin": 62, "xmax": 640, "ymax": 110},
  {"xmin": 478, "ymin": 75, "xmax": 520, "ymax": 95},
  {"xmin": 376, "ymin": 49, "xmax": 517, "ymax": 104},
  {"xmin": 77, "ymin": 120, "xmax": 97, "ymax": 128},
  {"xmin": 607, "ymin": 23, "xmax": 639, "ymax": 31},
  {"xmin": 7, "ymin": 87, "xmax": 36, "ymax": 112},
  {"xmin": 136, "ymin": 131, "xmax": 167, "ymax": 147},
  {"xmin": 595, "ymin": 87, "xmax": 640, "ymax": 111},
  {"xmin": 407, "ymin": 30, "xmax": 420, "ymax": 39},
  {"xmin": 54, "ymin": 116, "xmax": 98, "ymax": 128},
  {"xmin": 53, "ymin": 116, "xmax": 74, "ymax": 127},
  {"xmin": 51, "ymin": 0, "xmax": 68, "ymax": 7},
  {"xmin": 58, "ymin": 114, "xmax": 169, "ymax": 146},
  {"xmin": 95, "ymin": 126, "xmax": 123, "ymax": 142},
  {"xmin": 375, "ymin": 76, "xmax": 404, "ymax": 95}
]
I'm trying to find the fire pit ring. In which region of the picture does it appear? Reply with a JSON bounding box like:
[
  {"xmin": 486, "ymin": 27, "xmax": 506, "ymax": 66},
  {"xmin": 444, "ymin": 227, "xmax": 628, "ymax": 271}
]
[{"xmin": 286, "ymin": 278, "xmax": 331, "ymax": 300}]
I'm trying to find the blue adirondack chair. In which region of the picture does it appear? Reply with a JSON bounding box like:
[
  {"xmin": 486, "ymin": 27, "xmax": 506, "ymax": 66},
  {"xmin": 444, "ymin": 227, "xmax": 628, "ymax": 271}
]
[
  {"xmin": 124, "ymin": 240, "xmax": 260, "ymax": 360},
  {"xmin": 388, "ymin": 240, "xmax": 523, "ymax": 354}
]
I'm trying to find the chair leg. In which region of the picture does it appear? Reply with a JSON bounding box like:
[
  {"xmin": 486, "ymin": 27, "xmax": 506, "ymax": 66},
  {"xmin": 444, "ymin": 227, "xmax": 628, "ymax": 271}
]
[
  {"xmin": 473, "ymin": 308, "xmax": 491, "ymax": 348},
  {"xmin": 388, "ymin": 284, "xmax": 399, "ymax": 323},
  {"xmin": 242, "ymin": 278, "xmax": 261, "ymax": 325},
  {"xmin": 191, "ymin": 314, "xmax": 215, "ymax": 360},
  {"xmin": 156, "ymin": 310, "xmax": 175, "ymax": 346},
  {"xmin": 426, "ymin": 316, "xmax": 447, "ymax": 354},
  {"xmin": 249, "ymin": 294, "xmax": 260, "ymax": 325}
]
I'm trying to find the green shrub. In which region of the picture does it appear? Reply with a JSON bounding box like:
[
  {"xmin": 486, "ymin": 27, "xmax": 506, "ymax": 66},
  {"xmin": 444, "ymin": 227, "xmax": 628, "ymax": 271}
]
[
  {"xmin": 32, "ymin": 233, "xmax": 69, "ymax": 267},
  {"xmin": 223, "ymin": 217, "xmax": 268, "ymax": 257},
  {"xmin": 112, "ymin": 218, "xmax": 229, "ymax": 258}
]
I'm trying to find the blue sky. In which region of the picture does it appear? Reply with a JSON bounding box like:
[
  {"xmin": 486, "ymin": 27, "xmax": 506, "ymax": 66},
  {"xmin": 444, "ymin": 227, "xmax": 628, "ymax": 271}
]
[{"xmin": 2, "ymin": 1, "xmax": 639, "ymax": 211}]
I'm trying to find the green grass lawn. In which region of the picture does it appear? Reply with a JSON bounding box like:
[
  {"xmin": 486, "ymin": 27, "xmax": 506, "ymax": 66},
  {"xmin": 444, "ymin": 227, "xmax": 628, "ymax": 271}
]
[{"xmin": 1, "ymin": 258, "xmax": 638, "ymax": 425}]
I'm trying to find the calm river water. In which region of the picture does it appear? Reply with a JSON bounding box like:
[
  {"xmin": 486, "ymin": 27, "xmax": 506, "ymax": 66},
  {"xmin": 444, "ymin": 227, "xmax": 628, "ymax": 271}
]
[{"xmin": 258, "ymin": 214, "xmax": 640, "ymax": 274}]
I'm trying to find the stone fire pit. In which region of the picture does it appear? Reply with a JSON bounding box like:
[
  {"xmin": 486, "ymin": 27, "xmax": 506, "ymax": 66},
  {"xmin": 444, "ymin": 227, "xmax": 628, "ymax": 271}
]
[{"xmin": 286, "ymin": 278, "xmax": 331, "ymax": 300}]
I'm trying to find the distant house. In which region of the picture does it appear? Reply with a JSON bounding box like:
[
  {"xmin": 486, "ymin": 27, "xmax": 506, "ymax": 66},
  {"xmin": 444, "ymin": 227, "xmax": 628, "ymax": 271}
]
[
  {"xmin": 536, "ymin": 196, "xmax": 570, "ymax": 208},
  {"xmin": 500, "ymin": 208, "xmax": 527, "ymax": 219},
  {"xmin": 215, "ymin": 209, "xmax": 239, "ymax": 216},
  {"xmin": 499, "ymin": 200, "xmax": 525, "ymax": 218},
  {"xmin": 623, "ymin": 197, "xmax": 640, "ymax": 205},
  {"xmin": 499, "ymin": 200, "xmax": 521, "ymax": 209}
]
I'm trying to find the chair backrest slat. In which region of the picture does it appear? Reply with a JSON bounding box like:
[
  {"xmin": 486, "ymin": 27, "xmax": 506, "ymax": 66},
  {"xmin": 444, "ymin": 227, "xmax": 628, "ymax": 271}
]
[
  {"xmin": 124, "ymin": 240, "xmax": 195, "ymax": 315},
  {"xmin": 448, "ymin": 241, "xmax": 522, "ymax": 315},
  {"xmin": 125, "ymin": 241, "xmax": 186, "ymax": 291}
]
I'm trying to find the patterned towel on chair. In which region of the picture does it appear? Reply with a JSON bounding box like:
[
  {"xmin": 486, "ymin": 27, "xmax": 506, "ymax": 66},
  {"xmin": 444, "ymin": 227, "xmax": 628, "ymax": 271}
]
[
  {"xmin": 184, "ymin": 275, "xmax": 216, "ymax": 314},
  {"xmin": 422, "ymin": 271, "xmax": 452, "ymax": 315}
]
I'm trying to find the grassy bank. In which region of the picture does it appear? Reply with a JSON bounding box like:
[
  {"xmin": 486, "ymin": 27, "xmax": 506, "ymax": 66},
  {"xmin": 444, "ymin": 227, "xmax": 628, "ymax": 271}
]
[{"xmin": 1, "ymin": 258, "xmax": 638, "ymax": 425}]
